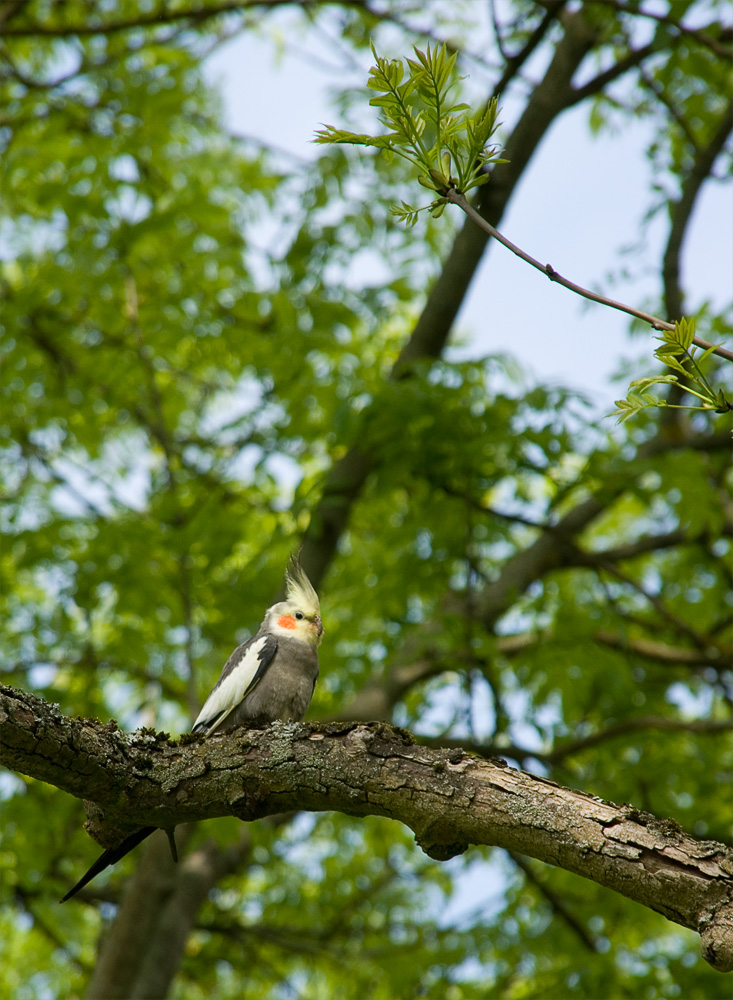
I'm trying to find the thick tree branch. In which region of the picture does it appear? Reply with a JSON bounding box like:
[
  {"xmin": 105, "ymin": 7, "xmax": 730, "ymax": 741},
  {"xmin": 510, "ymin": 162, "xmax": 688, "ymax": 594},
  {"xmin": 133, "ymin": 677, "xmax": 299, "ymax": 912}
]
[
  {"xmin": 1, "ymin": 683, "xmax": 732, "ymax": 972},
  {"xmin": 662, "ymin": 98, "xmax": 733, "ymax": 322},
  {"xmin": 88, "ymin": 826, "xmax": 253, "ymax": 1000},
  {"xmin": 84, "ymin": 827, "xmax": 192, "ymax": 1000}
]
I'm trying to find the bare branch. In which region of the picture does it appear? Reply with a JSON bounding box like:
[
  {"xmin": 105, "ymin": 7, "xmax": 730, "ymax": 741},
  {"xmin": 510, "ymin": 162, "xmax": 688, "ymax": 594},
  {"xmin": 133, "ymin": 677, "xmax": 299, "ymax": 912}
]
[
  {"xmin": 637, "ymin": 64, "xmax": 702, "ymax": 156},
  {"xmin": 585, "ymin": 529, "xmax": 690, "ymax": 562},
  {"xmin": 597, "ymin": 2, "xmax": 733, "ymax": 62},
  {"xmin": 546, "ymin": 716, "xmax": 733, "ymax": 764},
  {"xmin": 0, "ymin": 1, "xmax": 25, "ymax": 30},
  {"xmin": 593, "ymin": 631, "xmax": 731, "ymax": 670},
  {"xmin": 569, "ymin": 41, "xmax": 656, "ymax": 105},
  {"xmin": 595, "ymin": 559, "xmax": 712, "ymax": 649},
  {"xmin": 446, "ymin": 188, "xmax": 733, "ymax": 362},
  {"xmin": 492, "ymin": 1, "xmax": 568, "ymax": 97},
  {"xmin": 0, "ymin": 1, "xmax": 356, "ymax": 38},
  {"xmin": 430, "ymin": 716, "xmax": 733, "ymax": 767}
]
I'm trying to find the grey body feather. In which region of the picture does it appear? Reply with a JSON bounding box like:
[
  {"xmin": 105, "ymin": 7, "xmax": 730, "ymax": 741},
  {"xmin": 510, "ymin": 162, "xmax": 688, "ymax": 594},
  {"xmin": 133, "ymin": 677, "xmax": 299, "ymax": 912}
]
[
  {"xmin": 219, "ymin": 634, "xmax": 319, "ymax": 729},
  {"xmin": 191, "ymin": 613, "xmax": 320, "ymax": 735}
]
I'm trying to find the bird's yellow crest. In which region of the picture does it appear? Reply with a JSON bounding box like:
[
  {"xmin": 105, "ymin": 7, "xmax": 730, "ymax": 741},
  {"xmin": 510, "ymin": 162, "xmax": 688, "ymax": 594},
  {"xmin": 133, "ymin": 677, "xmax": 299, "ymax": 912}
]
[{"xmin": 285, "ymin": 554, "xmax": 320, "ymax": 617}]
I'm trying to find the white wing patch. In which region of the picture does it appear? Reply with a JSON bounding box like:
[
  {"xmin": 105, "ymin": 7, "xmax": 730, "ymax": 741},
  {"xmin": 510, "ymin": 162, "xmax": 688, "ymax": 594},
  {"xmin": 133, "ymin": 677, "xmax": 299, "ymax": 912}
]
[{"xmin": 192, "ymin": 635, "xmax": 271, "ymax": 735}]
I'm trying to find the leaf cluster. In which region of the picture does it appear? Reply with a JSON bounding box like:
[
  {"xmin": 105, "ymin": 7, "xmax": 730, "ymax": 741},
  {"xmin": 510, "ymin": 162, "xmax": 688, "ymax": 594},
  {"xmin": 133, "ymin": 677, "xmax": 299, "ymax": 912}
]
[
  {"xmin": 611, "ymin": 318, "xmax": 731, "ymax": 421},
  {"xmin": 315, "ymin": 43, "xmax": 506, "ymax": 224}
]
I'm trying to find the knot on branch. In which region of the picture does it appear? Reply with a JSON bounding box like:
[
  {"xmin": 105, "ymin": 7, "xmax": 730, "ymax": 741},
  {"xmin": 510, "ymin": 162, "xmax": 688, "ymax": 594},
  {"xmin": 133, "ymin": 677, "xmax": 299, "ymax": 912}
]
[
  {"xmin": 83, "ymin": 800, "xmax": 144, "ymax": 850},
  {"xmin": 699, "ymin": 899, "xmax": 733, "ymax": 973},
  {"xmin": 415, "ymin": 823, "xmax": 469, "ymax": 862}
]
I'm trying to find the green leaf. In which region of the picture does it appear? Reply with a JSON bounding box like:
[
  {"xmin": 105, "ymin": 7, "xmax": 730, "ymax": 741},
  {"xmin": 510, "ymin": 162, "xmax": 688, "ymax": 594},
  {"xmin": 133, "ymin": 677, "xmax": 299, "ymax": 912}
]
[
  {"xmin": 695, "ymin": 343, "xmax": 724, "ymax": 366},
  {"xmin": 675, "ymin": 316, "xmax": 695, "ymax": 349},
  {"xmin": 628, "ymin": 375, "xmax": 679, "ymax": 390},
  {"xmin": 654, "ymin": 352, "xmax": 690, "ymax": 376}
]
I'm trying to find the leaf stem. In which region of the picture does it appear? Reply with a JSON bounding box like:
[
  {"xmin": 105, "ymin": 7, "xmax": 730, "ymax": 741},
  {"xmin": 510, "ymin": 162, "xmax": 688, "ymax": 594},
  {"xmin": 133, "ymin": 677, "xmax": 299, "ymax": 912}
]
[{"xmin": 683, "ymin": 347, "xmax": 717, "ymax": 398}]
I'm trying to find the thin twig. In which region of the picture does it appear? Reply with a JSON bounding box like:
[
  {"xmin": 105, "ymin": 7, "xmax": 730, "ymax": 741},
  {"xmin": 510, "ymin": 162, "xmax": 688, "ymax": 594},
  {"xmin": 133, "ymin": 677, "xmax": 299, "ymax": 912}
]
[
  {"xmin": 569, "ymin": 41, "xmax": 656, "ymax": 106},
  {"xmin": 0, "ymin": 0, "xmax": 332, "ymax": 37},
  {"xmin": 179, "ymin": 555, "xmax": 200, "ymax": 722},
  {"xmin": 594, "ymin": 631, "xmax": 730, "ymax": 669},
  {"xmin": 125, "ymin": 272, "xmax": 176, "ymax": 480},
  {"xmin": 431, "ymin": 716, "xmax": 733, "ymax": 766},
  {"xmin": 546, "ymin": 716, "xmax": 733, "ymax": 763},
  {"xmin": 597, "ymin": 1, "xmax": 733, "ymax": 62},
  {"xmin": 596, "ymin": 559, "xmax": 711, "ymax": 649},
  {"xmin": 493, "ymin": 2, "xmax": 567, "ymax": 97},
  {"xmin": 509, "ymin": 851, "xmax": 600, "ymax": 952},
  {"xmin": 489, "ymin": 0, "xmax": 510, "ymax": 64},
  {"xmin": 447, "ymin": 188, "xmax": 733, "ymax": 362},
  {"xmin": 637, "ymin": 65, "xmax": 701, "ymax": 155}
]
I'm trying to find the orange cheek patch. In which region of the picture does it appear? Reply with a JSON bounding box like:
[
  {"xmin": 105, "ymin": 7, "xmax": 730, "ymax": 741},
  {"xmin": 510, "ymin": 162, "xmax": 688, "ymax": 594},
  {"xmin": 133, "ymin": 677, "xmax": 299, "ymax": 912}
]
[{"xmin": 277, "ymin": 615, "xmax": 297, "ymax": 630}]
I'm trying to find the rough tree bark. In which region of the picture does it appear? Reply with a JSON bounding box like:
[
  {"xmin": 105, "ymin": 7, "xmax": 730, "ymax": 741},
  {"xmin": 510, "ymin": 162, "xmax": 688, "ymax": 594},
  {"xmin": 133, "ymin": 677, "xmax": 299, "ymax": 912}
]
[{"xmin": 1, "ymin": 683, "xmax": 732, "ymax": 974}]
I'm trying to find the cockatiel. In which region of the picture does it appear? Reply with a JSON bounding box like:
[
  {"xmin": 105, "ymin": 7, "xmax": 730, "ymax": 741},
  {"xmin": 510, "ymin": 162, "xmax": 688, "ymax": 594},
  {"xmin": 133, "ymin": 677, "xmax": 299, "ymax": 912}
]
[{"xmin": 61, "ymin": 555, "xmax": 322, "ymax": 903}]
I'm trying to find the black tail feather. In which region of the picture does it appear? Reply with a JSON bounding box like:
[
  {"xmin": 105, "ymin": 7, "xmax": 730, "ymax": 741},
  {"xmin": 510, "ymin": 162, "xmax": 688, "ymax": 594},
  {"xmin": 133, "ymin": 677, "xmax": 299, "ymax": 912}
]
[
  {"xmin": 60, "ymin": 826, "xmax": 157, "ymax": 903},
  {"xmin": 165, "ymin": 827, "xmax": 178, "ymax": 863}
]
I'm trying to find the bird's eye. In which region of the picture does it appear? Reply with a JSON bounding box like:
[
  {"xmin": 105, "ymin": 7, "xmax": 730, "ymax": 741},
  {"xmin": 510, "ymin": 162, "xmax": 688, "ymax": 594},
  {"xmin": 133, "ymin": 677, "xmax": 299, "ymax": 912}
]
[{"xmin": 294, "ymin": 611, "xmax": 304, "ymax": 620}]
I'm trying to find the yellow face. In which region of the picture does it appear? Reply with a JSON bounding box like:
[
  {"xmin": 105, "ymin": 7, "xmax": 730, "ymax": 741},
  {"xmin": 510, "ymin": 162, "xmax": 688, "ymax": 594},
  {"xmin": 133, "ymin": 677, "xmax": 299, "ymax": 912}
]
[
  {"xmin": 274, "ymin": 603, "xmax": 323, "ymax": 646},
  {"xmin": 272, "ymin": 603, "xmax": 324, "ymax": 646}
]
